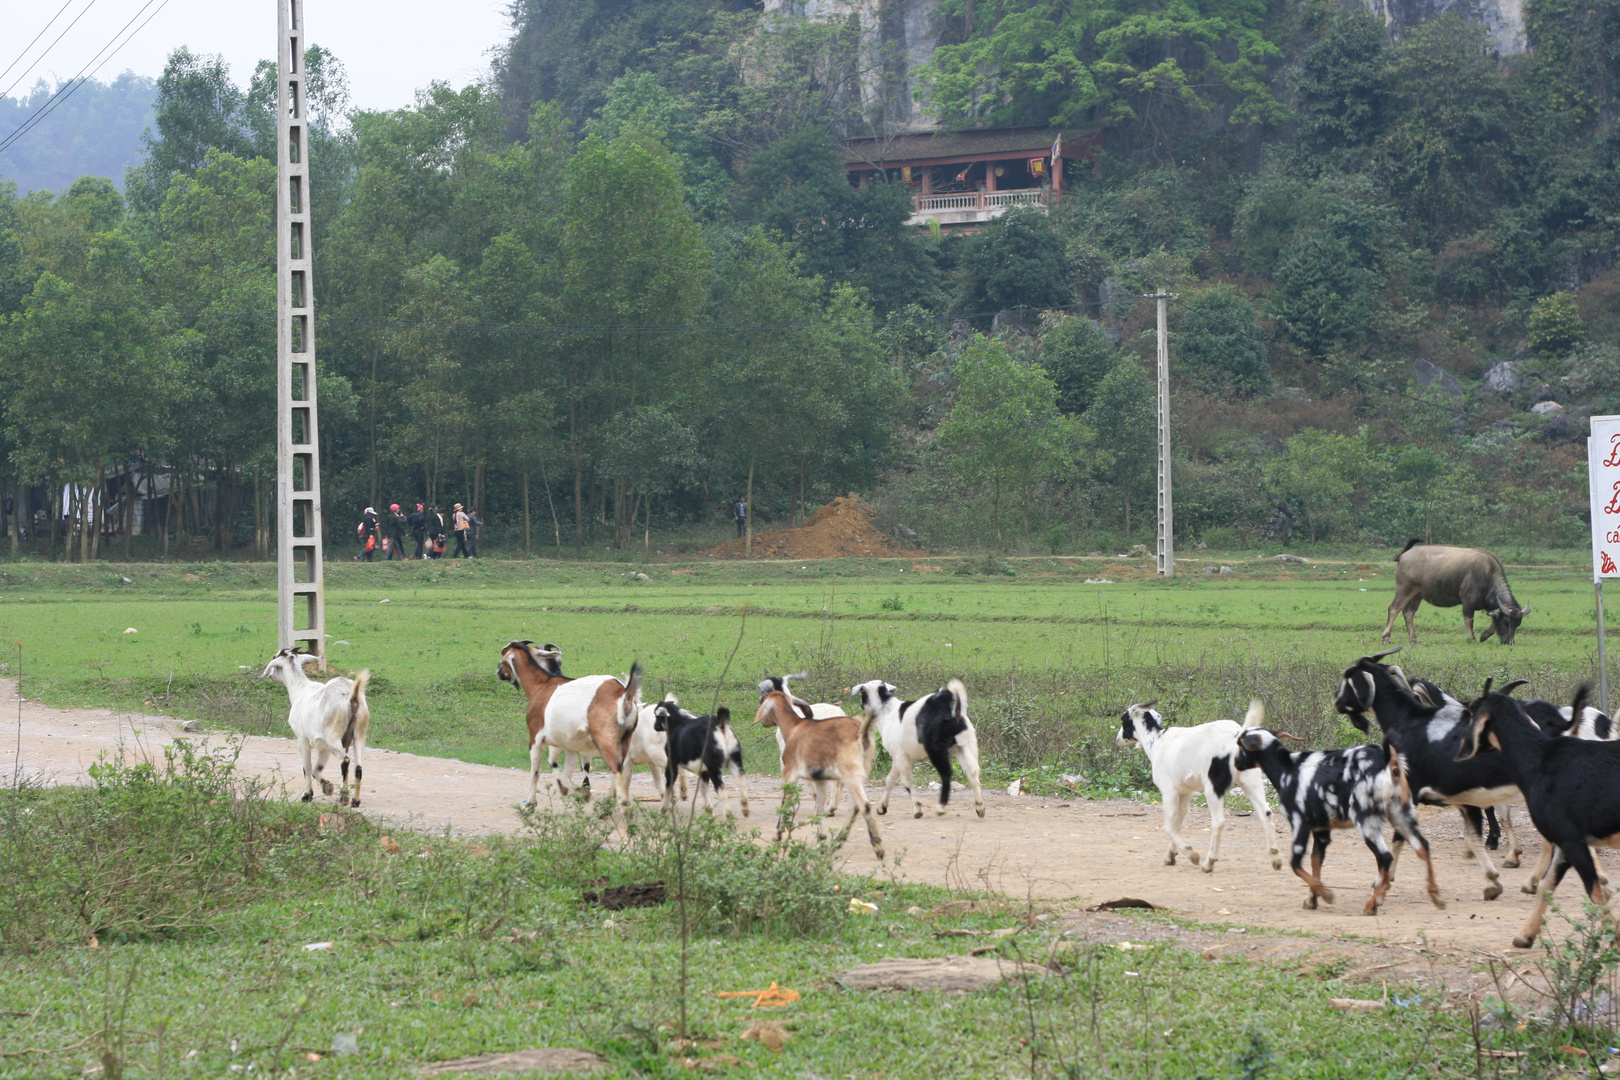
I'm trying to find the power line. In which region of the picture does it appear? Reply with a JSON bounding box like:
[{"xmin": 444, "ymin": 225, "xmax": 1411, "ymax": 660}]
[
  {"xmin": 0, "ymin": 0, "xmax": 97, "ymax": 102},
  {"xmin": 0, "ymin": 0, "xmax": 169, "ymax": 158}
]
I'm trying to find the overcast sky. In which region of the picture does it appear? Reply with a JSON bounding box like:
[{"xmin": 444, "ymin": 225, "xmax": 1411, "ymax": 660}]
[{"xmin": 4, "ymin": 0, "xmax": 513, "ymax": 111}]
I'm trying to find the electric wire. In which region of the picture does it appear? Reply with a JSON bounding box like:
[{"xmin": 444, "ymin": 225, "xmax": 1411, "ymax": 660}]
[
  {"xmin": 0, "ymin": 0, "xmax": 170, "ymax": 158},
  {"xmin": 0, "ymin": 0, "xmax": 98, "ymax": 102}
]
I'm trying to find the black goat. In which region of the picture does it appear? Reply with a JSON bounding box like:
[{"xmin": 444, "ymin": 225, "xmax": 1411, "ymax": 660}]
[
  {"xmin": 1456, "ymin": 681, "xmax": 1620, "ymax": 948},
  {"xmin": 1235, "ymin": 725, "xmax": 1442, "ymax": 915},
  {"xmin": 653, "ymin": 700, "xmax": 748, "ymax": 817},
  {"xmin": 1334, "ymin": 648, "xmax": 1521, "ymax": 900}
]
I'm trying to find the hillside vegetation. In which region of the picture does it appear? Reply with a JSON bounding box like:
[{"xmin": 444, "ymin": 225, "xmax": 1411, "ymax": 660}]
[{"xmin": 1, "ymin": 2, "xmax": 1618, "ymax": 559}]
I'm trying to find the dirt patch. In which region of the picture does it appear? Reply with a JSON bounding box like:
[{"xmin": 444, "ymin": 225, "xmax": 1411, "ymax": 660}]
[{"xmin": 704, "ymin": 497, "xmax": 926, "ymax": 560}]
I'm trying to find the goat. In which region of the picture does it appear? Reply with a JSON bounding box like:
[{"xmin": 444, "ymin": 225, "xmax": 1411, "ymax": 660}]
[
  {"xmin": 1235, "ymin": 719, "xmax": 1443, "ymax": 915},
  {"xmin": 755, "ymin": 675, "xmax": 884, "ymax": 858},
  {"xmin": 496, "ymin": 641, "xmax": 642, "ymax": 806},
  {"xmin": 760, "ymin": 672, "xmax": 850, "ymax": 808},
  {"xmin": 1408, "ymin": 677, "xmax": 1524, "ymax": 866},
  {"xmin": 1456, "ymin": 680, "xmax": 1620, "ymax": 948},
  {"xmin": 654, "ymin": 699, "xmax": 748, "ymax": 817},
  {"xmin": 851, "ymin": 678, "xmax": 986, "ymax": 819},
  {"xmin": 1334, "ymin": 648, "xmax": 1521, "ymax": 900},
  {"xmin": 1116, "ymin": 701, "xmax": 1281, "ymax": 873},
  {"xmin": 261, "ymin": 647, "xmax": 370, "ymax": 807},
  {"xmin": 547, "ymin": 699, "xmax": 670, "ymax": 799}
]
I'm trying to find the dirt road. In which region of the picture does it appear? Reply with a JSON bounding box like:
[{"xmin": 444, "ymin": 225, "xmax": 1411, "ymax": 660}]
[{"xmin": 2, "ymin": 677, "xmax": 1601, "ymax": 961}]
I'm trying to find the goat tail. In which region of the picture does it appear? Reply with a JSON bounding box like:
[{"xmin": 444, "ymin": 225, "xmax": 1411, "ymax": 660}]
[
  {"xmin": 859, "ymin": 702, "xmax": 880, "ymax": 756},
  {"xmin": 1384, "ymin": 740, "xmax": 1413, "ymax": 804},
  {"xmin": 947, "ymin": 678, "xmax": 969, "ymax": 721},
  {"xmin": 1241, "ymin": 699, "xmax": 1264, "ymax": 730},
  {"xmin": 344, "ymin": 669, "xmax": 371, "ymax": 748},
  {"xmin": 621, "ymin": 661, "xmax": 644, "ymax": 724},
  {"xmin": 1572, "ymin": 681, "xmax": 1594, "ymax": 723}
]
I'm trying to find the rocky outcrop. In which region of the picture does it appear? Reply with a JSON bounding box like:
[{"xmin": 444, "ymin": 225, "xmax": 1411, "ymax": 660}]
[{"xmin": 1366, "ymin": 0, "xmax": 1526, "ymax": 54}]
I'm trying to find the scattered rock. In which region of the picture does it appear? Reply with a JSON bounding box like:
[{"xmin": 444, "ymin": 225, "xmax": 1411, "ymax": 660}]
[
  {"xmin": 1276, "ymin": 386, "xmax": 1312, "ymax": 404},
  {"xmin": 1481, "ymin": 361, "xmax": 1521, "ymax": 394},
  {"xmin": 1530, "ymin": 400, "xmax": 1564, "ymax": 415},
  {"xmin": 1220, "ymin": 566, "xmax": 1233, "ymax": 575},
  {"xmin": 1200, "ymin": 565, "xmax": 1218, "ymax": 574},
  {"xmin": 1194, "ymin": 540, "xmax": 1207, "ymax": 551},
  {"xmin": 1275, "ymin": 554, "xmax": 1307, "ymax": 563},
  {"xmin": 1534, "ymin": 383, "xmax": 1557, "ymax": 402},
  {"xmin": 1086, "ymin": 550, "xmax": 1103, "ymax": 557},
  {"xmin": 180, "ymin": 720, "xmax": 201, "ymax": 732},
  {"xmin": 1413, "ymin": 359, "xmax": 1463, "ymax": 398},
  {"xmin": 740, "ymin": 1022, "xmax": 789, "ymax": 1053},
  {"xmin": 626, "ymin": 572, "xmax": 651, "ymax": 581},
  {"xmin": 836, "ymin": 956, "xmax": 1051, "ymax": 992},
  {"xmin": 421, "ymin": 1049, "xmax": 607, "ymax": 1076},
  {"xmin": 1122, "ymin": 544, "xmax": 1149, "ymax": 558},
  {"xmin": 896, "ymin": 524, "xmax": 918, "ymax": 540},
  {"xmin": 1084, "ymin": 578, "xmax": 1115, "ymax": 584}
]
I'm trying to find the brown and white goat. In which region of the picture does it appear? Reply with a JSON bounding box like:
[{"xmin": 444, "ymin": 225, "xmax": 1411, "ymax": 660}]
[
  {"xmin": 755, "ymin": 676, "xmax": 884, "ymax": 859},
  {"xmin": 497, "ymin": 641, "xmax": 643, "ymax": 806},
  {"xmin": 261, "ymin": 647, "xmax": 370, "ymax": 807}
]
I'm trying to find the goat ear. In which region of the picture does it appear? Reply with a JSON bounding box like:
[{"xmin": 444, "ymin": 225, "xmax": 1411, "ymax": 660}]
[{"xmin": 1274, "ymin": 732, "xmax": 1306, "ymax": 743}]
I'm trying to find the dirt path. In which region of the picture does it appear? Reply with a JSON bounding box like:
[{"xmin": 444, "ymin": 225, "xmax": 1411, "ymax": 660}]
[{"xmin": 2, "ymin": 678, "xmax": 1602, "ymax": 967}]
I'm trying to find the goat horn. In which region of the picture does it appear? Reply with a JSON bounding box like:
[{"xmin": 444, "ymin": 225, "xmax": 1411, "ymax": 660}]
[
  {"xmin": 1141, "ymin": 699, "xmax": 1159, "ymax": 710},
  {"xmin": 1480, "ymin": 677, "xmax": 1494, "ymax": 697},
  {"xmin": 1360, "ymin": 647, "xmax": 1403, "ymax": 663},
  {"xmin": 1500, "ymin": 679, "xmax": 1529, "ymax": 695},
  {"xmin": 1274, "ymin": 732, "xmax": 1307, "ymax": 743}
]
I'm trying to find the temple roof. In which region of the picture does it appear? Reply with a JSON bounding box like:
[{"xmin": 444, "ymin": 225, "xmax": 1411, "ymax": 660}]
[{"xmin": 840, "ymin": 127, "xmax": 1102, "ymax": 168}]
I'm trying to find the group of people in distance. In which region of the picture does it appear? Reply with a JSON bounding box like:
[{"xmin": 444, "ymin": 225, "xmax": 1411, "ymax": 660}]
[{"xmin": 356, "ymin": 502, "xmax": 480, "ymax": 561}]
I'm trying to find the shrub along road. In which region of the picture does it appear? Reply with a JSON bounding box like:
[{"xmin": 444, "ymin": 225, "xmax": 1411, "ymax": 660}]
[{"xmin": 5, "ymin": 675, "xmax": 1606, "ymax": 960}]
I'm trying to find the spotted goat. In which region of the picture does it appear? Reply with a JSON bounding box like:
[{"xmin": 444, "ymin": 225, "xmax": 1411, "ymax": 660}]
[
  {"xmin": 851, "ymin": 678, "xmax": 986, "ymax": 819},
  {"xmin": 1115, "ymin": 700, "xmax": 1281, "ymax": 873},
  {"xmin": 1235, "ymin": 710, "xmax": 1443, "ymax": 916}
]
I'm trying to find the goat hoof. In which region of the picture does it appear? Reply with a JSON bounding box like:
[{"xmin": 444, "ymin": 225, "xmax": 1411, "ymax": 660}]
[
  {"xmin": 1320, "ymin": 888, "xmax": 1336, "ymax": 905},
  {"xmin": 1187, "ymin": 851, "xmax": 1202, "ymax": 866},
  {"xmin": 1462, "ymin": 848, "xmax": 1476, "ymax": 860},
  {"xmin": 874, "ymin": 846, "xmax": 886, "ymax": 861},
  {"xmin": 1304, "ymin": 897, "xmax": 1318, "ymax": 910},
  {"xmin": 913, "ymin": 808, "xmax": 924, "ymax": 819},
  {"xmin": 1521, "ymin": 881, "xmax": 1538, "ymax": 895},
  {"xmin": 877, "ymin": 805, "xmax": 888, "ymax": 815},
  {"xmin": 1362, "ymin": 901, "xmax": 1379, "ymax": 916},
  {"xmin": 320, "ymin": 780, "xmax": 334, "ymax": 796},
  {"xmin": 1429, "ymin": 891, "xmax": 1445, "ymax": 910},
  {"xmin": 1201, "ymin": 861, "xmax": 1215, "ymax": 874},
  {"xmin": 1271, "ymin": 857, "xmax": 1283, "ymax": 871},
  {"xmin": 1503, "ymin": 858, "xmax": 1520, "ymax": 869},
  {"xmin": 350, "ymin": 799, "xmax": 362, "ymax": 808},
  {"xmin": 1512, "ymin": 935, "xmax": 1535, "ymax": 949},
  {"xmin": 976, "ymin": 805, "xmax": 985, "ymax": 818},
  {"xmin": 1484, "ymin": 883, "xmax": 1503, "ymax": 901},
  {"xmin": 300, "ymin": 792, "xmax": 313, "ymax": 803},
  {"xmin": 1164, "ymin": 853, "xmax": 1177, "ymax": 866},
  {"xmin": 338, "ymin": 793, "xmax": 351, "ymax": 807}
]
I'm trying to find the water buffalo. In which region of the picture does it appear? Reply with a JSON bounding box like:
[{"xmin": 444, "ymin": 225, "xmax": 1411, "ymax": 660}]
[{"xmin": 1381, "ymin": 541, "xmax": 1528, "ymax": 645}]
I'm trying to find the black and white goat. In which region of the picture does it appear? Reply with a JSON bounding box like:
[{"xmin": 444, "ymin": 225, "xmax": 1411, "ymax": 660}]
[
  {"xmin": 1334, "ymin": 649, "xmax": 1521, "ymax": 900},
  {"xmin": 1455, "ymin": 681, "xmax": 1620, "ymax": 948},
  {"xmin": 1115, "ymin": 701, "xmax": 1281, "ymax": 873},
  {"xmin": 851, "ymin": 678, "xmax": 985, "ymax": 819},
  {"xmin": 1235, "ymin": 718, "xmax": 1443, "ymax": 915},
  {"xmin": 261, "ymin": 647, "xmax": 370, "ymax": 807},
  {"xmin": 653, "ymin": 698, "xmax": 748, "ymax": 817}
]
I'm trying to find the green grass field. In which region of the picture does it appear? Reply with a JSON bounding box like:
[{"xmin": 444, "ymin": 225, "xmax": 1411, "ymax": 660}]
[
  {"xmin": 2, "ymin": 553, "xmax": 1617, "ymax": 1078},
  {"xmin": 0, "ymin": 551, "xmax": 1609, "ymax": 793}
]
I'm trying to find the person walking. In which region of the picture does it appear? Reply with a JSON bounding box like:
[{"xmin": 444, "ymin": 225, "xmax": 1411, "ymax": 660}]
[
  {"xmin": 466, "ymin": 506, "xmax": 482, "ymax": 557},
  {"xmin": 426, "ymin": 505, "xmax": 445, "ymax": 558},
  {"xmin": 408, "ymin": 502, "xmax": 427, "ymax": 558},
  {"xmin": 385, "ymin": 503, "xmax": 408, "ymax": 560},
  {"xmin": 357, "ymin": 506, "xmax": 378, "ymax": 561},
  {"xmin": 733, "ymin": 496, "xmax": 747, "ymax": 538},
  {"xmin": 452, "ymin": 503, "xmax": 471, "ymax": 558}
]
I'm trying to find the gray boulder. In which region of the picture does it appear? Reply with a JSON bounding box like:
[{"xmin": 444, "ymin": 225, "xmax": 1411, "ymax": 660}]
[
  {"xmin": 1530, "ymin": 400, "xmax": 1564, "ymax": 416},
  {"xmin": 1481, "ymin": 361, "xmax": 1520, "ymax": 394},
  {"xmin": 1413, "ymin": 360, "xmax": 1464, "ymax": 398}
]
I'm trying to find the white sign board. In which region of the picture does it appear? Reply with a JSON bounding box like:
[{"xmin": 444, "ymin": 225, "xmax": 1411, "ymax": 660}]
[{"xmin": 1589, "ymin": 415, "xmax": 1620, "ymax": 580}]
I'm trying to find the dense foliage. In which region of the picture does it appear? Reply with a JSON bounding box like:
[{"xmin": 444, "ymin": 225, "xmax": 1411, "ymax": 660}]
[{"xmin": 2, "ymin": 0, "xmax": 1619, "ymax": 558}]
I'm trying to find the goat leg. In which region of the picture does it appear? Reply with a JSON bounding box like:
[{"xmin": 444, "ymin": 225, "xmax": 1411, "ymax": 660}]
[
  {"xmin": 1459, "ymin": 807, "xmax": 1504, "ymax": 899},
  {"xmin": 1237, "ymin": 768, "xmax": 1282, "ymax": 870},
  {"xmin": 958, "ymin": 737, "xmax": 986, "ymax": 819},
  {"xmin": 1516, "ymin": 849, "xmax": 1572, "ymax": 948}
]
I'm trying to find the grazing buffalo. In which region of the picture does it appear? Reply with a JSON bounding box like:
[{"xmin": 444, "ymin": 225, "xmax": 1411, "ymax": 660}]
[{"xmin": 1381, "ymin": 541, "xmax": 1528, "ymax": 645}]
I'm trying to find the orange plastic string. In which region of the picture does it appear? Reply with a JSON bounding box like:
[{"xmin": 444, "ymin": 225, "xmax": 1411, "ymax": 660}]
[{"xmin": 715, "ymin": 982, "xmax": 800, "ymax": 1008}]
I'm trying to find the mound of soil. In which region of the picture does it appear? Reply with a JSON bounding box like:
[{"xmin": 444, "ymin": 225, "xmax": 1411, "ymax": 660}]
[{"xmin": 705, "ymin": 496, "xmax": 926, "ymax": 559}]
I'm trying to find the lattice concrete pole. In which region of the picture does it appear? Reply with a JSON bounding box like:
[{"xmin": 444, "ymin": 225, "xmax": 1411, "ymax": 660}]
[
  {"xmin": 276, "ymin": 0, "xmax": 325, "ymax": 663},
  {"xmin": 1155, "ymin": 290, "xmax": 1175, "ymax": 579}
]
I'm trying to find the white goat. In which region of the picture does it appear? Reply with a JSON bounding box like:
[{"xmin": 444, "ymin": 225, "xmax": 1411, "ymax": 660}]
[
  {"xmin": 851, "ymin": 678, "xmax": 985, "ymax": 819},
  {"xmin": 1116, "ymin": 700, "xmax": 1281, "ymax": 873},
  {"xmin": 261, "ymin": 648, "xmax": 370, "ymax": 807}
]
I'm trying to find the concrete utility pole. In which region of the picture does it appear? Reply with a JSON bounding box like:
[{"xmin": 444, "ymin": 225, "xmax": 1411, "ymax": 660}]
[
  {"xmin": 1155, "ymin": 290, "xmax": 1175, "ymax": 579},
  {"xmin": 276, "ymin": 0, "xmax": 325, "ymax": 662}
]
